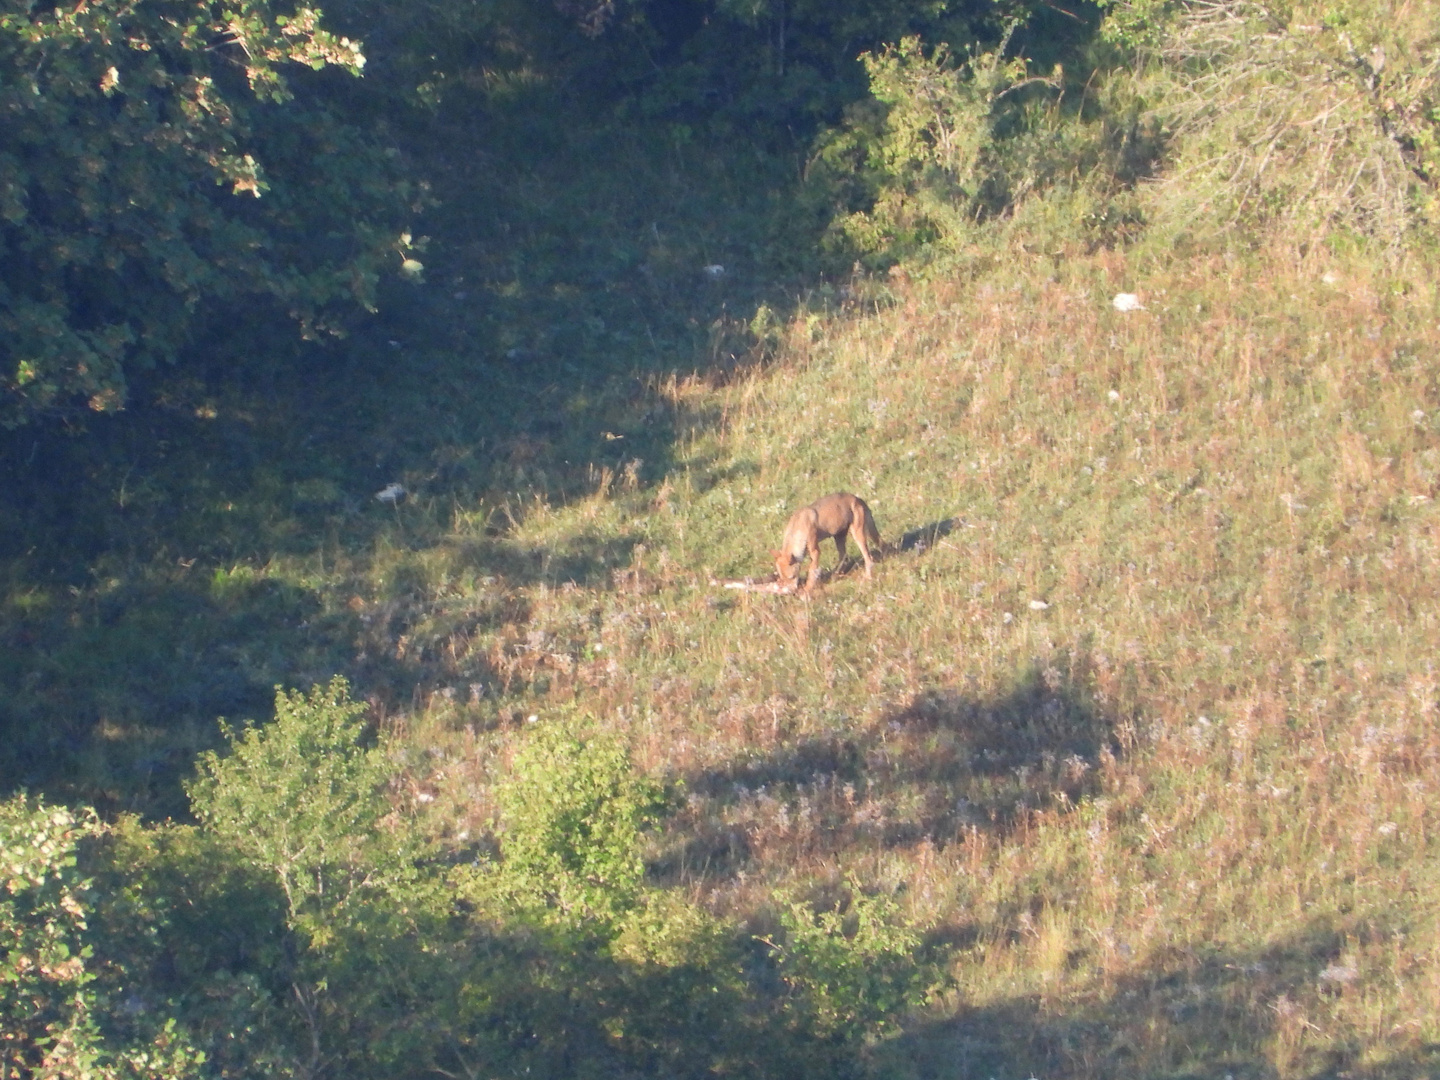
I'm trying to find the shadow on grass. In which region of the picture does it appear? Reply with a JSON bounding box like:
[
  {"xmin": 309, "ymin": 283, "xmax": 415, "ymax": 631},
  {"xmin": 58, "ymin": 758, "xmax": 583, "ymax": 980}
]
[
  {"xmin": 451, "ymin": 527, "xmax": 649, "ymax": 590},
  {"xmin": 666, "ymin": 658, "xmax": 1118, "ymax": 879},
  {"xmin": 1, "ymin": 575, "xmax": 298, "ymax": 818},
  {"xmin": 887, "ymin": 922, "xmax": 1440, "ymax": 1080},
  {"xmin": 896, "ymin": 516, "xmax": 961, "ymax": 553},
  {"xmin": 877, "ymin": 661, "xmax": 1117, "ymax": 835},
  {"xmin": 0, "ymin": 94, "xmax": 836, "ymax": 818},
  {"xmin": 0, "ymin": 565, "xmax": 474, "ymax": 819},
  {"xmin": 0, "ymin": 523, "xmax": 647, "ymax": 816}
]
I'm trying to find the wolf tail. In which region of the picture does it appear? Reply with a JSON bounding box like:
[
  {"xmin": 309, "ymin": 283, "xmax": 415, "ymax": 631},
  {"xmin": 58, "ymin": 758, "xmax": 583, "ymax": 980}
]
[{"xmin": 863, "ymin": 504, "xmax": 883, "ymax": 550}]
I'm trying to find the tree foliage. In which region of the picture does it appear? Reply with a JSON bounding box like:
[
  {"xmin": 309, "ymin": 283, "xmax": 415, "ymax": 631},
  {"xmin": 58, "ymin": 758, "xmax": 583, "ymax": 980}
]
[
  {"xmin": 770, "ymin": 877, "xmax": 944, "ymax": 1042},
  {"xmin": 814, "ymin": 29, "xmax": 1159, "ymax": 266},
  {"xmin": 0, "ymin": 797, "xmax": 208, "ymax": 1080},
  {"xmin": 0, "ymin": 0, "xmax": 414, "ymax": 425},
  {"xmin": 632, "ymin": 0, "xmax": 1096, "ymax": 135},
  {"xmin": 819, "ymin": 33, "xmax": 1048, "ymax": 262},
  {"xmin": 186, "ymin": 678, "xmax": 450, "ymax": 1076}
]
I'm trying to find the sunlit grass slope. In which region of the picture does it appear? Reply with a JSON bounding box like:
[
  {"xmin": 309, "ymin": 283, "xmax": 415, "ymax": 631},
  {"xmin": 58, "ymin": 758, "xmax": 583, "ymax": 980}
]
[{"xmin": 377, "ymin": 242, "xmax": 1440, "ymax": 1078}]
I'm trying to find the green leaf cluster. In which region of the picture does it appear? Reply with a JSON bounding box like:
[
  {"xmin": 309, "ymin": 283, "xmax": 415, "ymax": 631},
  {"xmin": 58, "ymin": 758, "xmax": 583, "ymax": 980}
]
[
  {"xmin": 771, "ymin": 877, "xmax": 945, "ymax": 1042},
  {"xmin": 0, "ymin": 798, "xmax": 99, "ymax": 1076},
  {"xmin": 492, "ymin": 712, "xmax": 669, "ymax": 930},
  {"xmin": 646, "ymin": 1, "xmax": 1029, "ymax": 139},
  {"xmin": 0, "ymin": 0, "xmax": 411, "ymax": 425},
  {"xmin": 187, "ymin": 676, "xmax": 405, "ymax": 932},
  {"xmin": 816, "ymin": 30, "xmax": 1148, "ymax": 266},
  {"xmin": 0, "ymin": 797, "xmax": 209, "ymax": 1080},
  {"xmin": 822, "ymin": 33, "xmax": 1041, "ymax": 262}
]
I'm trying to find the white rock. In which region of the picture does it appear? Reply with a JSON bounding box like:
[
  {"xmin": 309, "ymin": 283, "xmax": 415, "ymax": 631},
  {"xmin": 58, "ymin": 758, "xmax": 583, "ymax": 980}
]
[{"xmin": 1112, "ymin": 292, "xmax": 1144, "ymax": 312}]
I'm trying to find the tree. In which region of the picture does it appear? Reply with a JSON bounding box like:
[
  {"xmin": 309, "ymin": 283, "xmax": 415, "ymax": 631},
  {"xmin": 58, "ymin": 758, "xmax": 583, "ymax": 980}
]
[{"xmin": 0, "ymin": 0, "xmax": 416, "ymax": 425}]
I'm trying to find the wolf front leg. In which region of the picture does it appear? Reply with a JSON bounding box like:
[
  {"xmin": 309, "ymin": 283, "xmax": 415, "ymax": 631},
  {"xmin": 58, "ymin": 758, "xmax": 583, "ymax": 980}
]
[{"xmin": 804, "ymin": 536, "xmax": 824, "ymax": 592}]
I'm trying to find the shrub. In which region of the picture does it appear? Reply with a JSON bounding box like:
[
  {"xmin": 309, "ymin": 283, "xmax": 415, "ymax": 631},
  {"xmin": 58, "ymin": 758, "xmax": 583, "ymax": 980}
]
[
  {"xmin": 493, "ymin": 713, "xmax": 669, "ymax": 930},
  {"xmin": 815, "ymin": 29, "xmax": 1157, "ymax": 267},
  {"xmin": 0, "ymin": 796, "xmax": 207, "ymax": 1080},
  {"xmin": 187, "ymin": 677, "xmax": 412, "ymax": 933},
  {"xmin": 769, "ymin": 876, "xmax": 944, "ymax": 1043},
  {"xmin": 188, "ymin": 678, "xmax": 454, "ymax": 1075},
  {"xmin": 84, "ymin": 818, "xmax": 299, "ymax": 1080},
  {"xmin": 816, "ymin": 34, "xmax": 1043, "ymax": 263}
]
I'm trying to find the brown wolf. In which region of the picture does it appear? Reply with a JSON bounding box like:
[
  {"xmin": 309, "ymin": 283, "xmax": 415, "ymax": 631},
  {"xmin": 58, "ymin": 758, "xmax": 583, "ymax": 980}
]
[{"xmin": 773, "ymin": 492, "xmax": 881, "ymax": 593}]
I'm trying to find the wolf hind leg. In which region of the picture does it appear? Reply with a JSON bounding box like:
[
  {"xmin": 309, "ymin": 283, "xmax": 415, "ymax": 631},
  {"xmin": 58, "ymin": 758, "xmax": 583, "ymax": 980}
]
[{"xmin": 850, "ymin": 515, "xmax": 876, "ymax": 579}]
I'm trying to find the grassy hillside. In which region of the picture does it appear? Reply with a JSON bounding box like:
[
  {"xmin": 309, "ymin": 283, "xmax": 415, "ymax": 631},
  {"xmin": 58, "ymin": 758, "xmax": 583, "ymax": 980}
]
[
  {"xmin": 363, "ymin": 240, "xmax": 1439, "ymax": 1078},
  {"xmin": 6, "ymin": 229, "xmax": 1439, "ymax": 1079},
  {"xmin": 5, "ymin": 1, "xmax": 1440, "ymax": 1071},
  {"xmin": 0, "ymin": 105, "xmax": 817, "ymax": 818}
]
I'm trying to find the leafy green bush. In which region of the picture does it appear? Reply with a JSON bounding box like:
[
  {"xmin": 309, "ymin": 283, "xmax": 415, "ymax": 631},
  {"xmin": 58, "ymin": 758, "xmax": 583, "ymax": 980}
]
[
  {"xmin": 0, "ymin": 796, "xmax": 208, "ymax": 1080},
  {"xmin": 187, "ymin": 677, "xmax": 459, "ymax": 1075},
  {"xmin": 187, "ymin": 677, "xmax": 406, "ymax": 931},
  {"xmin": 8, "ymin": 685, "xmax": 956, "ymax": 1079},
  {"xmin": 493, "ymin": 713, "xmax": 669, "ymax": 930},
  {"xmin": 816, "ymin": 30, "xmax": 1155, "ymax": 266},
  {"xmin": 1, "ymin": 797, "xmax": 101, "ymax": 1076},
  {"xmin": 83, "ymin": 818, "xmax": 299, "ymax": 1080},
  {"xmin": 825, "ymin": 34, "xmax": 1045, "ymax": 261},
  {"xmin": 822, "ymin": 0, "xmax": 1440, "ymax": 264},
  {"xmin": 769, "ymin": 876, "xmax": 944, "ymax": 1043}
]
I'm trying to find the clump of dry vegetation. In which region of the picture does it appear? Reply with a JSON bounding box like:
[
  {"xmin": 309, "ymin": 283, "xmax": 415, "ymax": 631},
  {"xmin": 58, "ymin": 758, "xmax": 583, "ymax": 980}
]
[{"xmin": 1132, "ymin": 0, "xmax": 1440, "ymax": 253}]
